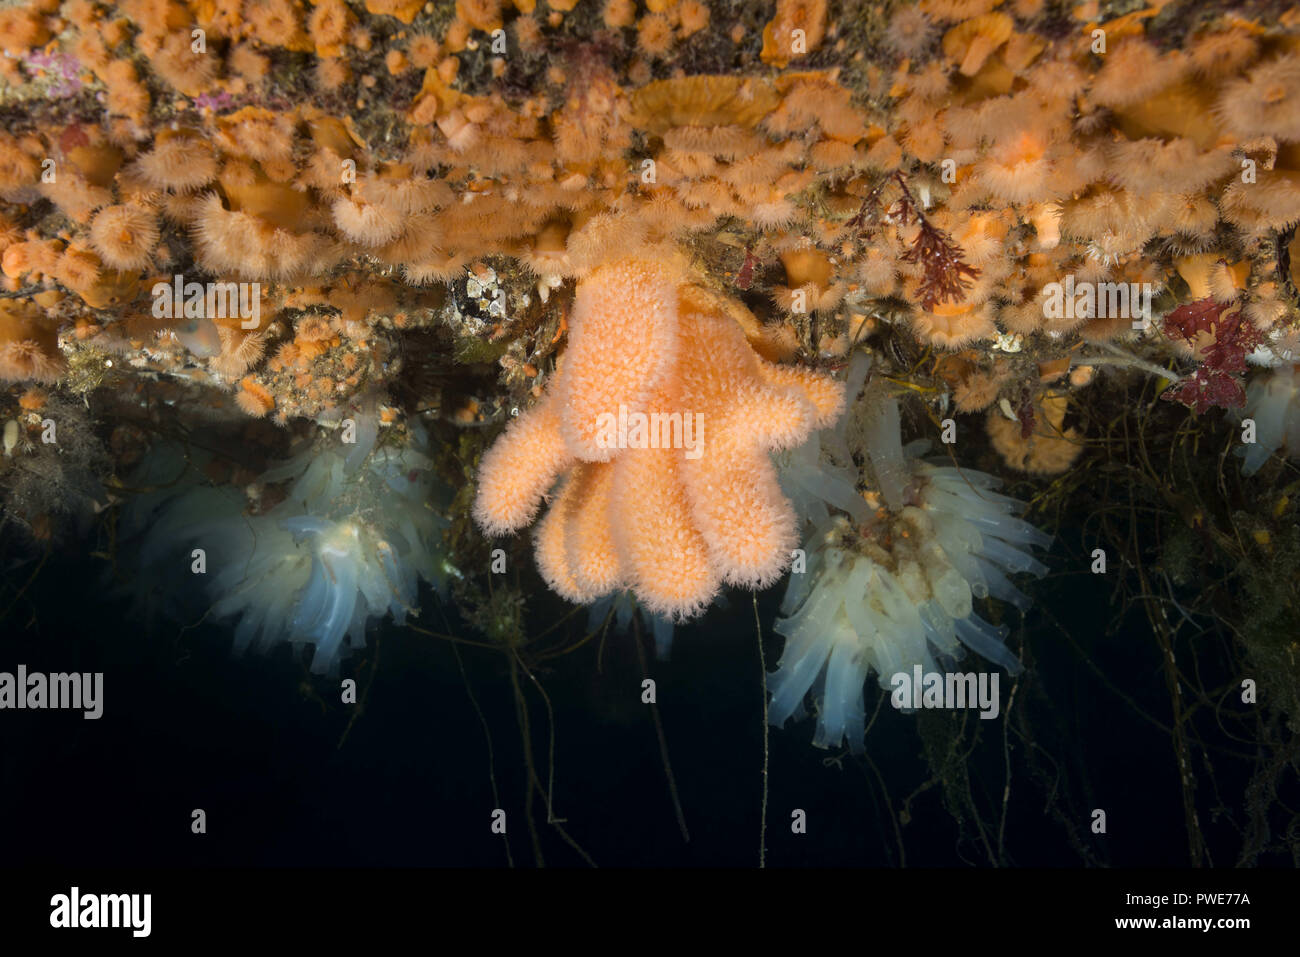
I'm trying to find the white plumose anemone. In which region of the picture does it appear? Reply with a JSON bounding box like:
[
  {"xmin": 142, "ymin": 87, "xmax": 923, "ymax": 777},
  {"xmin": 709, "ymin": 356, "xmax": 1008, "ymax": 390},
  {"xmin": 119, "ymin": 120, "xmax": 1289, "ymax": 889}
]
[
  {"xmin": 1238, "ymin": 364, "xmax": 1300, "ymax": 476},
  {"xmin": 587, "ymin": 590, "xmax": 676, "ymax": 659},
  {"xmin": 126, "ymin": 411, "xmax": 448, "ymax": 674},
  {"xmin": 773, "ymin": 364, "xmax": 1051, "ymax": 752}
]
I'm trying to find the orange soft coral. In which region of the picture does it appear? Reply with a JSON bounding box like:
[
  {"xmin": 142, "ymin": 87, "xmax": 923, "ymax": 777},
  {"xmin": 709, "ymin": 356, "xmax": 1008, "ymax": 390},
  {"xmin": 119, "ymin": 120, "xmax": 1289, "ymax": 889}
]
[{"xmin": 473, "ymin": 257, "xmax": 844, "ymax": 619}]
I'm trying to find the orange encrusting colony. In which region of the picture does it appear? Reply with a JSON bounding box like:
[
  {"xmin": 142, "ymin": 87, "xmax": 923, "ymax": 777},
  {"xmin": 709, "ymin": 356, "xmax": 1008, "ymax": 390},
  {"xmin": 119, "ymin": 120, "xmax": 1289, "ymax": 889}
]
[
  {"xmin": 473, "ymin": 257, "xmax": 844, "ymax": 619},
  {"xmin": 0, "ymin": 0, "xmax": 1297, "ymax": 565},
  {"xmin": 0, "ymin": 0, "xmax": 1295, "ymax": 437}
]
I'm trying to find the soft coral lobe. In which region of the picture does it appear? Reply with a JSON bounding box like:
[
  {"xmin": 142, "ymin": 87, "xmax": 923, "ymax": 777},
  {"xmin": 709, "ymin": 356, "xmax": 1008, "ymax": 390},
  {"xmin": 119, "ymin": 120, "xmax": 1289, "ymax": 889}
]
[
  {"xmin": 472, "ymin": 256, "xmax": 844, "ymax": 619},
  {"xmin": 472, "ymin": 396, "xmax": 571, "ymax": 536}
]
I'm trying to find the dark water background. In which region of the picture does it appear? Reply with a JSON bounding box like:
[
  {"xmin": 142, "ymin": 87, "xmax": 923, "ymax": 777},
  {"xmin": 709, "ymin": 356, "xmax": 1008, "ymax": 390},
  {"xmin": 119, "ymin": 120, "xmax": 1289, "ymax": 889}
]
[{"xmin": 0, "ymin": 524, "xmax": 1260, "ymax": 868}]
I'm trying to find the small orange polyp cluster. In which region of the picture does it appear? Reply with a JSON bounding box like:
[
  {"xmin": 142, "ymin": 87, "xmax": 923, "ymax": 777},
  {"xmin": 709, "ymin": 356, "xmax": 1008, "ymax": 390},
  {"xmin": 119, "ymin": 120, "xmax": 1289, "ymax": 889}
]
[
  {"xmin": 473, "ymin": 257, "xmax": 844, "ymax": 620},
  {"xmin": 0, "ymin": 0, "xmax": 891, "ymax": 408},
  {"xmin": 987, "ymin": 392, "xmax": 1083, "ymax": 476},
  {"xmin": 0, "ymin": 299, "xmax": 64, "ymax": 383},
  {"xmin": 761, "ymin": 0, "xmax": 829, "ymax": 68},
  {"xmin": 0, "ymin": 0, "xmax": 1292, "ymax": 454},
  {"xmin": 844, "ymin": 5, "xmax": 1295, "ymax": 360}
]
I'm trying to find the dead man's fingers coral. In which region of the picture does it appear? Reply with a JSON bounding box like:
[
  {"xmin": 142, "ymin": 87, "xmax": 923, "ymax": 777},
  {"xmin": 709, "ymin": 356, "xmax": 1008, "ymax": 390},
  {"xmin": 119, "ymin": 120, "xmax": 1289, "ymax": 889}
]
[{"xmin": 472, "ymin": 255, "xmax": 844, "ymax": 621}]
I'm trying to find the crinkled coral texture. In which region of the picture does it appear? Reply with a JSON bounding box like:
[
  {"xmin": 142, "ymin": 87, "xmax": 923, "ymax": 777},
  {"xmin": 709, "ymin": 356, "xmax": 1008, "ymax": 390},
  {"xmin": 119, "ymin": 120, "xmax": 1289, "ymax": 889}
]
[{"xmin": 473, "ymin": 257, "xmax": 844, "ymax": 619}]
